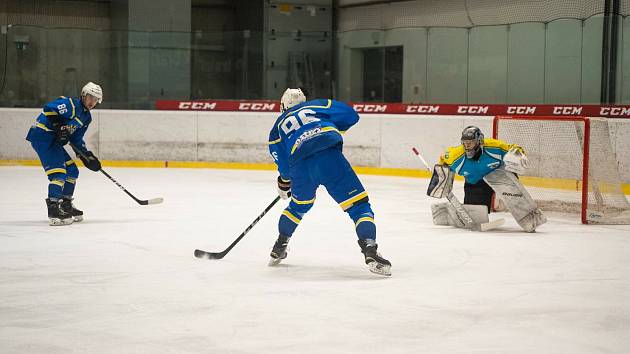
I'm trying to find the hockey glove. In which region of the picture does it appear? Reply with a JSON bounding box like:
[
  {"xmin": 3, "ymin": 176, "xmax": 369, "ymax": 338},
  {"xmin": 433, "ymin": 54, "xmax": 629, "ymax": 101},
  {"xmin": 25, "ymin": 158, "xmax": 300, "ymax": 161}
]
[
  {"xmin": 54, "ymin": 125, "xmax": 72, "ymax": 145},
  {"xmin": 427, "ymin": 164, "xmax": 454, "ymax": 198},
  {"xmin": 79, "ymin": 151, "xmax": 102, "ymax": 171},
  {"xmin": 503, "ymin": 147, "xmax": 529, "ymax": 175},
  {"xmin": 277, "ymin": 176, "xmax": 291, "ymax": 200}
]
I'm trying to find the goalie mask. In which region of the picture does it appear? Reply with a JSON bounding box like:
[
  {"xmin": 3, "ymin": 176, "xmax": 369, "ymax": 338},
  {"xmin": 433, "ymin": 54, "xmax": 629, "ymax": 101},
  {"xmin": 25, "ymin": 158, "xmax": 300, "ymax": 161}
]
[
  {"xmin": 280, "ymin": 88, "xmax": 306, "ymax": 112},
  {"xmin": 461, "ymin": 126, "xmax": 484, "ymax": 158}
]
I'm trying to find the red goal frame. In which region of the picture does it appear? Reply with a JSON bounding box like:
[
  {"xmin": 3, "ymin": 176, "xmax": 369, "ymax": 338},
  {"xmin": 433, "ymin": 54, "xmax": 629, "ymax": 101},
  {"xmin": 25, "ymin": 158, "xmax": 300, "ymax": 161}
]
[{"xmin": 493, "ymin": 115, "xmax": 591, "ymax": 224}]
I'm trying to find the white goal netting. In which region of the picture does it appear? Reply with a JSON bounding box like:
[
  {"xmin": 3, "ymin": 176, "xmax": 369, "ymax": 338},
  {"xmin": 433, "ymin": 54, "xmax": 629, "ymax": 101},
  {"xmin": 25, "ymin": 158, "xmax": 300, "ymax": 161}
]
[{"xmin": 494, "ymin": 116, "xmax": 630, "ymax": 224}]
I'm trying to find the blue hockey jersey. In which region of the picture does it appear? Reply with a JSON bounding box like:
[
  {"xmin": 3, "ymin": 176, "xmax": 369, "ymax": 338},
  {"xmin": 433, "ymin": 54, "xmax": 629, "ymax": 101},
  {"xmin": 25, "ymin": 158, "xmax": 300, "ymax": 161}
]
[
  {"xmin": 25, "ymin": 96, "xmax": 92, "ymax": 153},
  {"xmin": 268, "ymin": 99, "xmax": 359, "ymax": 179}
]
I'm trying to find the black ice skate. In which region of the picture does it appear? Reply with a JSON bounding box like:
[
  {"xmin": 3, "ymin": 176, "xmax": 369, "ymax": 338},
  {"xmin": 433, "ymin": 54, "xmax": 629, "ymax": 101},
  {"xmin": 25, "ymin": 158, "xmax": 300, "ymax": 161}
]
[
  {"xmin": 268, "ymin": 235, "xmax": 290, "ymax": 266},
  {"xmin": 46, "ymin": 198, "xmax": 73, "ymax": 226},
  {"xmin": 358, "ymin": 239, "xmax": 391, "ymax": 276},
  {"xmin": 60, "ymin": 198, "xmax": 83, "ymax": 222}
]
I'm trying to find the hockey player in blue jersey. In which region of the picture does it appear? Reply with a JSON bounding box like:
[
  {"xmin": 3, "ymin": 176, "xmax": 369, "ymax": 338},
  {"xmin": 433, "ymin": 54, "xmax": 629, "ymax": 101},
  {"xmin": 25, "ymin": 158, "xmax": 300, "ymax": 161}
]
[
  {"xmin": 268, "ymin": 88, "xmax": 391, "ymax": 276},
  {"xmin": 26, "ymin": 82, "xmax": 103, "ymax": 226}
]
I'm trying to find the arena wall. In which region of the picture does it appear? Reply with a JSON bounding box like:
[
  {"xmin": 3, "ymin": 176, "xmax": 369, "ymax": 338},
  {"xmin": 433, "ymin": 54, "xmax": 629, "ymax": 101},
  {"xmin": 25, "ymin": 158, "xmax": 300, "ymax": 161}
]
[{"xmin": 1, "ymin": 108, "xmax": 629, "ymax": 183}]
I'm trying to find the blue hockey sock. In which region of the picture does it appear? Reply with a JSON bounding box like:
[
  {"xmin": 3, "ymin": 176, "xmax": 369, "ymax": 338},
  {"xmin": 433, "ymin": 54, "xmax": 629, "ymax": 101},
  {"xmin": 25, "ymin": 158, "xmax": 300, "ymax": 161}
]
[
  {"xmin": 48, "ymin": 179, "xmax": 64, "ymax": 199},
  {"xmin": 62, "ymin": 161, "xmax": 79, "ymax": 197},
  {"xmin": 62, "ymin": 178, "xmax": 76, "ymax": 197},
  {"xmin": 348, "ymin": 202, "xmax": 376, "ymax": 240},
  {"xmin": 354, "ymin": 213, "xmax": 376, "ymax": 240},
  {"xmin": 278, "ymin": 209, "xmax": 302, "ymax": 237}
]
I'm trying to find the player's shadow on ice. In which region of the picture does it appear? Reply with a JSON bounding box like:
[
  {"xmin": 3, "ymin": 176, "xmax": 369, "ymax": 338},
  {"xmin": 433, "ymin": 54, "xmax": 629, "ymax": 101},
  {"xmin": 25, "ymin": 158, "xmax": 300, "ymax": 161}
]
[
  {"xmin": 1, "ymin": 218, "xmax": 155, "ymax": 226},
  {"xmin": 268, "ymin": 263, "xmax": 389, "ymax": 281},
  {"xmin": 0, "ymin": 220, "xmax": 51, "ymax": 226},
  {"xmin": 487, "ymin": 228, "xmax": 545, "ymax": 236},
  {"xmin": 428, "ymin": 225, "xmax": 543, "ymax": 236},
  {"xmin": 76, "ymin": 218, "xmax": 156, "ymax": 224}
]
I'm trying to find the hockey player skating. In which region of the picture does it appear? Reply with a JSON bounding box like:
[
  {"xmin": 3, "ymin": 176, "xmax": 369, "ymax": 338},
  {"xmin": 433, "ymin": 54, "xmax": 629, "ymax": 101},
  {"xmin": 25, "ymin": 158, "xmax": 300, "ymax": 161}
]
[
  {"xmin": 267, "ymin": 88, "xmax": 391, "ymax": 276},
  {"xmin": 25, "ymin": 82, "xmax": 103, "ymax": 225},
  {"xmin": 429, "ymin": 126, "xmax": 546, "ymax": 232}
]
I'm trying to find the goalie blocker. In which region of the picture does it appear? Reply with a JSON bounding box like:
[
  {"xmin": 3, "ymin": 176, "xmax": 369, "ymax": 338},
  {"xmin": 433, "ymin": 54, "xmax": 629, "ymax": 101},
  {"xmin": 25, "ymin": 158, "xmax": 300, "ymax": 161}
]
[{"xmin": 428, "ymin": 164, "xmax": 546, "ymax": 232}]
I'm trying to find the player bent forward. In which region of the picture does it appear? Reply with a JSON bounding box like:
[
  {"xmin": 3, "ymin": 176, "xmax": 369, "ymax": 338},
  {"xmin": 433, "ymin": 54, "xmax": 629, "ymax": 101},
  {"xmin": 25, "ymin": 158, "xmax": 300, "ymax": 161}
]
[
  {"xmin": 267, "ymin": 88, "xmax": 391, "ymax": 276},
  {"xmin": 25, "ymin": 82, "xmax": 103, "ymax": 225},
  {"xmin": 429, "ymin": 126, "xmax": 546, "ymax": 232}
]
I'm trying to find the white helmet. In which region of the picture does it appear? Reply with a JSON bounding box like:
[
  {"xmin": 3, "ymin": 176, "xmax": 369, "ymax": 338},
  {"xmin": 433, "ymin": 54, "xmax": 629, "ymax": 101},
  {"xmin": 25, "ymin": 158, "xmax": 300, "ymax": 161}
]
[
  {"xmin": 81, "ymin": 82, "xmax": 103, "ymax": 104},
  {"xmin": 280, "ymin": 88, "xmax": 306, "ymax": 112}
]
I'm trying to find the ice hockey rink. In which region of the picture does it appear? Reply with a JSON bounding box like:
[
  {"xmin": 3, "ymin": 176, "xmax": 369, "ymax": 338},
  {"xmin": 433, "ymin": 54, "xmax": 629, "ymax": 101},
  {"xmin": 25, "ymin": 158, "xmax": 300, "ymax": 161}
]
[{"xmin": 1, "ymin": 165, "xmax": 630, "ymax": 354}]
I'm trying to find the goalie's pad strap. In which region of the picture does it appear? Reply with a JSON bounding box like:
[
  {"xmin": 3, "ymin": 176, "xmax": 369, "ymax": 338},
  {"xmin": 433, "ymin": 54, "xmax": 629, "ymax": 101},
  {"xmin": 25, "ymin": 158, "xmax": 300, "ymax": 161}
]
[{"xmin": 427, "ymin": 164, "xmax": 454, "ymax": 198}]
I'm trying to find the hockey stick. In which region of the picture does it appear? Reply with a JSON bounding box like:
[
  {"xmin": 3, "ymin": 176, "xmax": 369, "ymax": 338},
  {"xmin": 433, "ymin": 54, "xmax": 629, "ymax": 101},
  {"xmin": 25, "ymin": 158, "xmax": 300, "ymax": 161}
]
[
  {"xmin": 446, "ymin": 192, "xmax": 505, "ymax": 231},
  {"xmin": 69, "ymin": 143, "xmax": 163, "ymax": 205},
  {"xmin": 194, "ymin": 195, "xmax": 282, "ymax": 260},
  {"xmin": 411, "ymin": 147, "xmax": 504, "ymax": 231}
]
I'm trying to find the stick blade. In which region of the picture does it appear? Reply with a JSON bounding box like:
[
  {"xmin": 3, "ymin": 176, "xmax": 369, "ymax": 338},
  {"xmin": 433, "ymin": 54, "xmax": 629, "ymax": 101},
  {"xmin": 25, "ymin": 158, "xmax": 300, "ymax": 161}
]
[
  {"xmin": 194, "ymin": 249, "xmax": 225, "ymax": 260},
  {"xmin": 138, "ymin": 197, "xmax": 164, "ymax": 205},
  {"xmin": 479, "ymin": 218, "xmax": 506, "ymax": 232},
  {"xmin": 147, "ymin": 197, "xmax": 164, "ymax": 205}
]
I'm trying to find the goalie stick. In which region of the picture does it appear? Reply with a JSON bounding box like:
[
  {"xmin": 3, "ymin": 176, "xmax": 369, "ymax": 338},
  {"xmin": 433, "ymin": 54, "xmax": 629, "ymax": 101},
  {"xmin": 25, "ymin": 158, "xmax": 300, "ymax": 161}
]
[
  {"xmin": 446, "ymin": 191, "xmax": 504, "ymax": 232},
  {"xmin": 69, "ymin": 143, "xmax": 163, "ymax": 206},
  {"xmin": 195, "ymin": 195, "xmax": 282, "ymax": 260},
  {"xmin": 411, "ymin": 147, "xmax": 504, "ymax": 232}
]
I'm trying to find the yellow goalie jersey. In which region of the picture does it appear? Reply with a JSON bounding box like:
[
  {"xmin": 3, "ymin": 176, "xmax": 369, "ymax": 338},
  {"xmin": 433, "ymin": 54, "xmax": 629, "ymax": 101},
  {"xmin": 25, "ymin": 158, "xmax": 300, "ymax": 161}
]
[{"xmin": 439, "ymin": 138, "xmax": 522, "ymax": 184}]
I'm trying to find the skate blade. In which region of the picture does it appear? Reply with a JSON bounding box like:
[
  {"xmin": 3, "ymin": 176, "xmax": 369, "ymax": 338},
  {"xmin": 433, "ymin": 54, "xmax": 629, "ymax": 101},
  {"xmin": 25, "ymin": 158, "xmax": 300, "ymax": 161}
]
[
  {"xmin": 368, "ymin": 262, "xmax": 391, "ymax": 276},
  {"xmin": 49, "ymin": 217, "xmax": 73, "ymax": 226},
  {"xmin": 268, "ymin": 257, "xmax": 283, "ymax": 266}
]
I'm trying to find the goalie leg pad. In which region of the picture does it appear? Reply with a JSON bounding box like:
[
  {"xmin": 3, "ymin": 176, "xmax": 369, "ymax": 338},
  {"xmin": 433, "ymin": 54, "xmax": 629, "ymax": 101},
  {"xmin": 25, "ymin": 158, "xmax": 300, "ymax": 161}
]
[
  {"xmin": 445, "ymin": 201, "xmax": 467, "ymax": 228},
  {"xmin": 431, "ymin": 202, "xmax": 451, "ymax": 226},
  {"xmin": 463, "ymin": 204, "xmax": 490, "ymax": 224},
  {"xmin": 431, "ymin": 202, "xmax": 489, "ymax": 228},
  {"xmin": 483, "ymin": 169, "xmax": 547, "ymax": 231},
  {"xmin": 517, "ymin": 209, "xmax": 547, "ymax": 233}
]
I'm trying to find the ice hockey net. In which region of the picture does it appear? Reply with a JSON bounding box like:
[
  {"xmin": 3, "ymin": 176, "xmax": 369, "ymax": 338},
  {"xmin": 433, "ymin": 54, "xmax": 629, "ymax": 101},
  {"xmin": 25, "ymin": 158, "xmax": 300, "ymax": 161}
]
[{"xmin": 493, "ymin": 115, "xmax": 630, "ymax": 224}]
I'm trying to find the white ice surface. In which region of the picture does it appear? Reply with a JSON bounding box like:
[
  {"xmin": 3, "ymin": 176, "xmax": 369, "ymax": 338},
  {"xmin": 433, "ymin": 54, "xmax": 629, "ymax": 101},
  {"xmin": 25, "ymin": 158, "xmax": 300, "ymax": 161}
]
[{"xmin": 1, "ymin": 166, "xmax": 630, "ymax": 354}]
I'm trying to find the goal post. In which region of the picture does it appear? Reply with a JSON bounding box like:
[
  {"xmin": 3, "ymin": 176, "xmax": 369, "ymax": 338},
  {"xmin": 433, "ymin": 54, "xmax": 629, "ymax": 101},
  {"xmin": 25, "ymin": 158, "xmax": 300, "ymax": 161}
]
[{"xmin": 493, "ymin": 115, "xmax": 630, "ymax": 224}]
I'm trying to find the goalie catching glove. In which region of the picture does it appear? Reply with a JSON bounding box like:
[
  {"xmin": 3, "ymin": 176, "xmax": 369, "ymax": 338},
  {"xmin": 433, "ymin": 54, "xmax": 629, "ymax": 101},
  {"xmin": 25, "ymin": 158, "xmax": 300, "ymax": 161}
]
[{"xmin": 503, "ymin": 147, "xmax": 529, "ymax": 175}]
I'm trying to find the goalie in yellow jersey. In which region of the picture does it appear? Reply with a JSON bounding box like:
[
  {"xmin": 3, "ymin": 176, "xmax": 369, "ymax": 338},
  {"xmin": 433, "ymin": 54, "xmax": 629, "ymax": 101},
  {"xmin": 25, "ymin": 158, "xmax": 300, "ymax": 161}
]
[{"xmin": 428, "ymin": 126, "xmax": 546, "ymax": 232}]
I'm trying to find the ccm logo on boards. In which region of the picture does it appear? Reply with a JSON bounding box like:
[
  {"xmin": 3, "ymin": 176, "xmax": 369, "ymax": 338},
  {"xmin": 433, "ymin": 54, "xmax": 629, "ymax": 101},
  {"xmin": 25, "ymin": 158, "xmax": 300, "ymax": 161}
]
[
  {"xmin": 406, "ymin": 105, "xmax": 440, "ymax": 113},
  {"xmin": 238, "ymin": 103, "xmax": 277, "ymax": 111},
  {"xmin": 599, "ymin": 107, "xmax": 630, "ymax": 116},
  {"xmin": 552, "ymin": 106, "xmax": 583, "ymax": 115},
  {"xmin": 353, "ymin": 104, "xmax": 387, "ymax": 113},
  {"xmin": 457, "ymin": 106, "xmax": 488, "ymax": 114},
  {"xmin": 507, "ymin": 106, "xmax": 537, "ymax": 114},
  {"xmin": 178, "ymin": 102, "xmax": 217, "ymax": 110}
]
